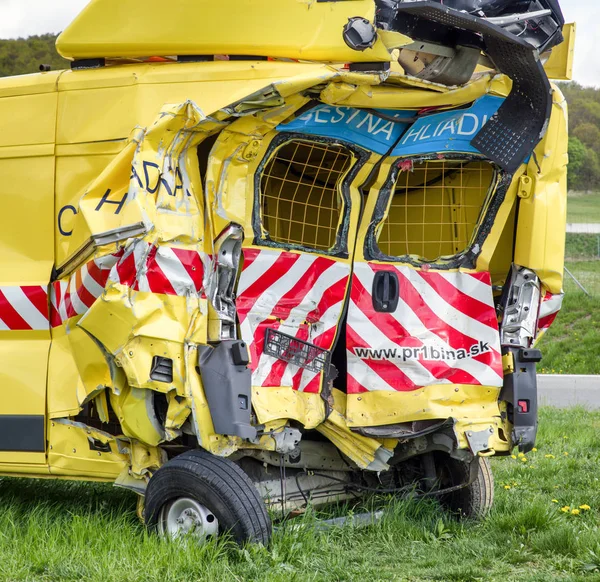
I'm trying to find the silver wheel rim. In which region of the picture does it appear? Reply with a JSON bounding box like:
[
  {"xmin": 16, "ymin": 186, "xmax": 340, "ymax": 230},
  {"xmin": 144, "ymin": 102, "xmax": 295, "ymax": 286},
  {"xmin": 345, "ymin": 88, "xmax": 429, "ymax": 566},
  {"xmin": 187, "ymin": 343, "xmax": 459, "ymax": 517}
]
[{"xmin": 158, "ymin": 497, "xmax": 219, "ymax": 542}]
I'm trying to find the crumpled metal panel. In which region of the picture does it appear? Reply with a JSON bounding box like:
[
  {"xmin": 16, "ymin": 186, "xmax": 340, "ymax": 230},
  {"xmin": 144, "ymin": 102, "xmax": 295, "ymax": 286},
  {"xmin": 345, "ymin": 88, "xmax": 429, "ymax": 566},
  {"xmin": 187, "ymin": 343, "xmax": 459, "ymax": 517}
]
[{"xmin": 40, "ymin": 54, "xmax": 567, "ymax": 484}]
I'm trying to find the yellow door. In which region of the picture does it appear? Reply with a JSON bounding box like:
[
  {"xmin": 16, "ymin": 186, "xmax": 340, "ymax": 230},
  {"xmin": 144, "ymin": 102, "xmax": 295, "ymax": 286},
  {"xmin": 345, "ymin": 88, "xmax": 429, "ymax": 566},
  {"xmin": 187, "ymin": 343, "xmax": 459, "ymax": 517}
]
[{"xmin": 0, "ymin": 74, "xmax": 58, "ymax": 466}]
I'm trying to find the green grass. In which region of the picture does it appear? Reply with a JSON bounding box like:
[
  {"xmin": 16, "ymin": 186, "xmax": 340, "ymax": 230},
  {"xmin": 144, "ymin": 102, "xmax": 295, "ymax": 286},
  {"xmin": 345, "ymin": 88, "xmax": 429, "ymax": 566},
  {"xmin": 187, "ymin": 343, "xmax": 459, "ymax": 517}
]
[
  {"xmin": 539, "ymin": 289, "xmax": 600, "ymax": 374},
  {"xmin": 566, "ymin": 235, "xmax": 600, "ymax": 261},
  {"xmin": 568, "ymin": 192, "xmax": 600, "ymax": 224},
  {"xmin": 0, "ymin": 408, "xmax": 599, "ymax": 581}
]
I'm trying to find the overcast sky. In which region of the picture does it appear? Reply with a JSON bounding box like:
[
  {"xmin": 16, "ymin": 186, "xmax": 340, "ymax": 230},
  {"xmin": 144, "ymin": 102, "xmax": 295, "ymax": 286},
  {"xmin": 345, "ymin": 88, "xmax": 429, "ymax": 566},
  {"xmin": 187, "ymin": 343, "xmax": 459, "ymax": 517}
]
[{"xmin": 0, "ymin": 0, "xmax": 597, "ymax": 86}]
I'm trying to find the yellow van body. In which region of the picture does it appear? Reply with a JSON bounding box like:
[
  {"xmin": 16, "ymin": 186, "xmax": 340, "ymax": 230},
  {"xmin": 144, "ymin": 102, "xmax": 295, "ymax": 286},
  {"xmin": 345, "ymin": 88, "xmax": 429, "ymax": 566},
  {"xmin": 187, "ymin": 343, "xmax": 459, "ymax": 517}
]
[{"xmin": 0, "ymin": 0, "xmax": 571, "ymax": 531}]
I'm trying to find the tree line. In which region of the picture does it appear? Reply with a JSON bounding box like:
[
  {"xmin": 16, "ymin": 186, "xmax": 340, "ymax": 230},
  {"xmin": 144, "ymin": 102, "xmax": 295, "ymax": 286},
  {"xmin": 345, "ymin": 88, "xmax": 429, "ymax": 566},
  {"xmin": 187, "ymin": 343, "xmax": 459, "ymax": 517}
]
[
  {"xmin": 0, "ymin": 35, "xmax": 597, "ymax": 190},
  {"xmin": 0, "ymin": 34, "xmax": 68, "ymax": 78}
]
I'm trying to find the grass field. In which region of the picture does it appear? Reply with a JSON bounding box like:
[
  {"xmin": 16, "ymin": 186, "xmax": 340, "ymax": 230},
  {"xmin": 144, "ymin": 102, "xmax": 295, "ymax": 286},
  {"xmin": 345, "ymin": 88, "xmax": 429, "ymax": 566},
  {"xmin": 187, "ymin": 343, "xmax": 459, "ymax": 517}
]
[
  {"xmin": 0, "ymin": 408, "xmax": 599, "ymax": 582},
  {"xmin": 538, "ymin": 289, "xmax": 600, "ymax": 374},
  {"xmin": 568, "ymin": 192, "xmax": 600, "ymax": 224}
]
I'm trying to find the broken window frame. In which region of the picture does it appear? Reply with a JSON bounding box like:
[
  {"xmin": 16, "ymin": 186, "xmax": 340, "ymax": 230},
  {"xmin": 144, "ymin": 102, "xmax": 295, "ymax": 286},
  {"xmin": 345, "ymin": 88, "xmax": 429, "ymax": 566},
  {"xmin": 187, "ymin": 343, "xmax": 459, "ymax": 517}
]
[
  {"xmin": 364, "ymin": 153, "xmax": 512, "ymax": 270},
  {"xmin": 252, "ymin": 133, "xmax": 370, "ymax": 259}
]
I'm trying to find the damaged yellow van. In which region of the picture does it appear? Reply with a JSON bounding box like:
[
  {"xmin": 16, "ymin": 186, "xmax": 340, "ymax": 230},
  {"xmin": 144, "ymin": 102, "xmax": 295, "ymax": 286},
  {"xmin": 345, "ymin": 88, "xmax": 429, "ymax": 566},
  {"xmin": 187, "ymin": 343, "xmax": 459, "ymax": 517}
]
[{"xmin": 0, "ymin": 0, "xmax": 572, "ymax": 544}]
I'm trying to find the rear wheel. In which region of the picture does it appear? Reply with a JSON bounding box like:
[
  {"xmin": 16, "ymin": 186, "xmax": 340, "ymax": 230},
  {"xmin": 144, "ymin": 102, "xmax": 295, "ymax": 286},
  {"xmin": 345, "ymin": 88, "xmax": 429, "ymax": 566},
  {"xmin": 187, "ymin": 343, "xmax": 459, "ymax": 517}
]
[
  {"xmin": 437, "ymin": 455, "xmax": 494, "ymax": 519},
  {"xmin": 145, "ymin": 449, "xmax": 271, "ymax": 545}
]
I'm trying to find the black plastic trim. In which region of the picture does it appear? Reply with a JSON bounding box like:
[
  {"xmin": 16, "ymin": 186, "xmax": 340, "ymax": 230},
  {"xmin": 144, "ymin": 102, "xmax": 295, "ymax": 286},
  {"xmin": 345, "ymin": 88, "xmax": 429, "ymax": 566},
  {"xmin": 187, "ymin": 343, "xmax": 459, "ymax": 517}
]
[
  {"xmin": 500, "ymin": 347, "xmax": 540, "ymax": 453},
  {"xmin": 0, "ymin": 415, "xmax": 45, "ymax": 452},
  {"xmin": 374, "ymin": 1, "xmax": 553, "ymax": 173}
]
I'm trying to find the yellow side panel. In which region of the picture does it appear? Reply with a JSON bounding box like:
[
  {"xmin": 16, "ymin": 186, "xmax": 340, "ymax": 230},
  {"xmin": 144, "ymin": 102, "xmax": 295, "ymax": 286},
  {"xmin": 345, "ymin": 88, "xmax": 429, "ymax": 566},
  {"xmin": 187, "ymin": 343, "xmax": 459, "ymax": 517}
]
[
  {"xmin": 47, "ymin": 327, "xmax": 82, "ymax": 419},
  {"xmin": 0, "ymin": 155, "xmax": 55, "ymax": 284},
  {"xmin": 55, "ymin": 144, "xmax": 125, "ymax": 267},
  {"xmin": 48, "ymin": 420, "xmax": 126, "ymax": 479},
  {"xmin": 0, "ymin": 332, "xmax": 49, "ymax": 415},
  {"xmin": 56, "ymin": 0, "xmax": 390, "ymax": 63},
  {"xmin": 0, "ymin": 83, "xmax": 56, "ymax": 468},
  {"xmin": 544, "ymin": 24, "xmax": 576, "ymax": 81},
  {"xmin": 56, "ymin": 62, "xmax": 332, "ymax": 145},
  {"xmin": 0, "ymin": 92, "xmax": 57, "ymax": 149},
  {"xmin": 514, "ymin": 85, "xmax": 569, "ymax": 294},
  {"xmin": 0, "ymin": 332, "xmax": 49, "ymax": 465},
  {"xmin": 0, "ymin": 71, "xmax": 62, "ymax": 99}
]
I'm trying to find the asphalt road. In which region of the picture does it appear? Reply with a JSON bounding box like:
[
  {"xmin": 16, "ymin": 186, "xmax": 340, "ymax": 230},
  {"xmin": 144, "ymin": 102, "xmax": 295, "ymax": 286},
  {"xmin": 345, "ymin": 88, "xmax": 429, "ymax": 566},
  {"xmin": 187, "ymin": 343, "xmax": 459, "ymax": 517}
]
[{"xmin": 538, "ymin": 375, "xmax": 600, "ymax": 409}]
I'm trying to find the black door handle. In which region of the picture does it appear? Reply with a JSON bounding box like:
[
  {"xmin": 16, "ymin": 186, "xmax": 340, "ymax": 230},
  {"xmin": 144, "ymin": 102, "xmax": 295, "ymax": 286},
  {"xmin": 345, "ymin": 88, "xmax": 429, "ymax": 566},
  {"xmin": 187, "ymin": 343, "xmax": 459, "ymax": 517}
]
[{"xmin": 372, "ymin": 271, "xmax": 399, "ymax": 313}]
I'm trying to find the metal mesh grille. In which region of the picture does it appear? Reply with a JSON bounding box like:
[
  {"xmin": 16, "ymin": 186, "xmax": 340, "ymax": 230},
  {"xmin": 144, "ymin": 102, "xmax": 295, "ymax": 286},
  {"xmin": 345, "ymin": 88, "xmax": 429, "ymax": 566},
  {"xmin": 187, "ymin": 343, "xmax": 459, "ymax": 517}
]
[
  {"xmin": 378, "ymin": 160, "xmax": 495, "ymax": 261},
  {"xmin": 260, "ymin": 140, "xmax": 352, "ymax": 251}
]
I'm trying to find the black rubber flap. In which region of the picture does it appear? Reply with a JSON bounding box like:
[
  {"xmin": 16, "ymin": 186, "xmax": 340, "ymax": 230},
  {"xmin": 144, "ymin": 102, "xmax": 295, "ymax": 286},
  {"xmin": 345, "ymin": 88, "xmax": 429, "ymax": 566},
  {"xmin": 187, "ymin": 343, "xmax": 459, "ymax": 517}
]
[
  {"xmin": 197, "ymin": 341, "xmax": 257, "ymax": 440},
  {"xmin": 379, "ymin": 1, "xmax": 552, "ymax": 173}
]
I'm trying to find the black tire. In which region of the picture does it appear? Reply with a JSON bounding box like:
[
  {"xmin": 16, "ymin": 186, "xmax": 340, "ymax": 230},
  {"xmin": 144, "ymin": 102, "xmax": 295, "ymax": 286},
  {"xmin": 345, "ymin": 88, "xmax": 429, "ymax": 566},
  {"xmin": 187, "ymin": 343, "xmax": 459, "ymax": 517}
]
[
  {"xmin": 144, "ymin": 449, "xmax": 271, "ymax": 545},
  {"xmin": 437, "ymin": 455, "xmax": 494, "ymax": 519}
]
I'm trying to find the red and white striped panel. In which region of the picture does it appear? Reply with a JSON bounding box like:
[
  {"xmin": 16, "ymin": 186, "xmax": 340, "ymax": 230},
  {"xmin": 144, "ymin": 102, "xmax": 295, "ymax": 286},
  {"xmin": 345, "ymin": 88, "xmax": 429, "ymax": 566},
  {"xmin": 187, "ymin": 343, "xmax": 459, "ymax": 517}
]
[
  {"xmin": 0, "ymin": 286, "xmax": 49, "ymax": 330},
  {"xmin": 236, "ymin": 248, "xmax": 350, "ymax": 393},
  {"xmin": 347, "ymin": 262, "xmax": 503, "ymax": 394},
  {"xmin": 537, "ymin": 291, "xmax": 564, "ymax": 335},
  {"xmin": 51, "ymin": 254, "xmax": 118, "ymax": 327},
  {"xmin": 51, "ymin": 242, "xmax": 207, "ymax": 327},
  {"xmin": 110, "ymin": 240, "xmax": 206, "ymax": 297}
]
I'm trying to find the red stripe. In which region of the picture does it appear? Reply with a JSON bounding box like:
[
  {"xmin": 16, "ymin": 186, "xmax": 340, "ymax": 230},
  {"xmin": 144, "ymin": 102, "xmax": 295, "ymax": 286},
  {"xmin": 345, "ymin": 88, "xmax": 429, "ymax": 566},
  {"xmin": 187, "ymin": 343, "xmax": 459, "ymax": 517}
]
[
  {"xmin": 64, "ymin": 287, "xmax": 76, "ymax": 319},
  {"xmin": 349, "ymin": 273, "xmax": 482, "ymax": 387},
  {"xmin": 299, "ymin": 373, "xmax": 321, "ymax": 394},
  {"xmin": 346, "ymin": 372, "xmax": 369, "ymax": 394},
  {"xmin": 22, "ymin": 286, "xmax": 49, "ymax": 319},
  {"xmin": 145, "ymin": 247, "xmax": 177, "ymax": 295},
  {"xmin": 75, "ymin": 269, "xmax": 97, "ymax": 309},
  {"xmin": 0, "ymin": 290, "xmax": 32, "ymax": 330},
  {"xmin": 262, "ymin": 324, "xmax": 311, "ymax": 387},
  {"xmin": 116, "ymin": 250, "xmax": 137, "ymax": 287},
  {"xmin": 394, "ymin": 269, "xmax": 498, "ymax": 369},
  {"xmin": 305, "ymin": 276, "xmax": 348, "ymax": 326},
  {"xmin": 50, "ymin": 282, "xmax": 62, "ymax": 327},
  {"xmin": 347, "ymin": 325, "xmax": 418, "ymax": 391},
  {"xmin": 538, "ymin": 313, "xmax": 558, "ymax": 331},
  {"xmin": 417, "ymin": 270, "xmax": 499, "ymax": 332},
  {"xmin": 51, "ymin": 281, "xmax": 63, "ymax": 327},
  {"xmin": 269, "ymin": 256, "xmax": 333, "ymax": 321},
  {"xmin": 237, "ymin": 252, "xmax": 302, "ymax": 321},
  {"xmin": 241, "ymin": 248, "xmax": 260, "ymax": 271},
  {"xmin": 248, "ymin": 320, "xmax": 281, "ymax": 372},
  {"xmin": 86, "ymin": 260, "xmax": 110, "ymax": 289}
]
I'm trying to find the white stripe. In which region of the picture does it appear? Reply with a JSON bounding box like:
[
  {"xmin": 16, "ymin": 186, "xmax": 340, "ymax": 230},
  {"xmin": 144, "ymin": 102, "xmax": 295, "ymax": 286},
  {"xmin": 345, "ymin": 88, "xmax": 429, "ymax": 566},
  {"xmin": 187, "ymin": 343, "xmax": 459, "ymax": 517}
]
[
  {"xmin": 0, "ymin": 316, "xmax": 10, "ymax": 331},
  {"xmin": 346, "ymin": 351, "xmax": 397, "ymax": 392},
  {"xmin": 348, "ymin": 298, "xmax": 445, "ymax": 387},
  {"xmin": 389, "ymin": 296, "xmax": 503, "ymax": 386},
  {"xmin": 236, "ymin": 250, "xmax": 281, "ymax": 296},
  {"xmin": 400, "ymin": 267, "xmax": 501, "ymax": 350},
  {"xmin": 253, "ymin": 263, "xmax": 346, "ymax": 386},
  {"xmin": 442, "ymin": 271, "xmax": 494, "ymax": 306},
  {"xmin": 540, "ymin": 293, "xmax": 564, "ymax": 318},
  {"xmin": 68, "ymin": 275, "xmax": 88, "ymax": 317},
  {"xmin": 154, "ymin": 246, "xmax": 197, "ymax": 296},
  {"xmin": 249, "ymin": 253, "xmax": 318, "ymax": 318},
  {"xmin": 0, "ymin": 286, "xmax": 48, "ymax": 330},
  {"xmin": 352, "ymin": 264, "xmax": 502, "ymax": 387},
  {"xmin": 57, "ymin": 281, "xmax": 68, "ymax": 322},
  {"xmin": 80, "ymin": 263, "xmax": 105, "ymax": 300}
]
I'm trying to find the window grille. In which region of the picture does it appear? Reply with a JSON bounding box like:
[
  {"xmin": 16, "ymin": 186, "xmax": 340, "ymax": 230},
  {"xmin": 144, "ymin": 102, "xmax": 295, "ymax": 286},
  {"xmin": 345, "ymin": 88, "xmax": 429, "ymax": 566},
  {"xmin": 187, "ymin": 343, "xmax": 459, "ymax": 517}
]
[
  {"xmin": 377, "ymin": 160, "xmax": 495, "ymax": 261},
  {"xmin": 260, "ymin": 140, "xmax": 352, "ymax": 252}
]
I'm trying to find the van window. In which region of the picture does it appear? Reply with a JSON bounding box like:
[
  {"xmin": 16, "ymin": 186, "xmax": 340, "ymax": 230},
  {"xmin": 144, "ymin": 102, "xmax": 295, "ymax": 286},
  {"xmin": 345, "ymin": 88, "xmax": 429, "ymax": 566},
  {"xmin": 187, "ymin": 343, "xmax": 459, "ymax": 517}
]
[
  {"xmin": 377, "ymin": 160, "xmax": 496, "ymax": 261},
  {"xmin": 259, "ymin": 139, "xmax": 352, "ymax": 252}
]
